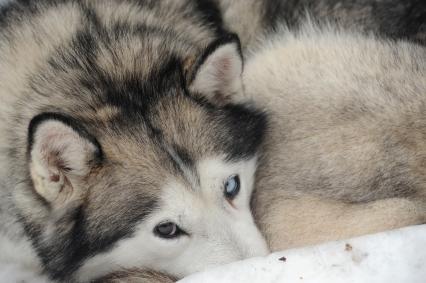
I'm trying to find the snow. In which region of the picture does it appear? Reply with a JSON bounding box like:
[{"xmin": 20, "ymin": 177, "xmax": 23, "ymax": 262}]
[{"xmin": 180, "ymin": 225, "xmax": 426, "ymax": 283}]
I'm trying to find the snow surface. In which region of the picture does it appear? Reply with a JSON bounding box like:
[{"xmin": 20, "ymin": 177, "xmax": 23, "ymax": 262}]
[{"xmin": 180, "ymin": 225, "xmax": 426, "ymax": 283}]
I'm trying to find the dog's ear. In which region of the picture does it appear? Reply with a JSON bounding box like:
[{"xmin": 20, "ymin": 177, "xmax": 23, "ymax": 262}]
[
  {"xmin": 28, "ymin": 113, "xmax": 102, "ymax": 205},
  {"xmin": 189, "ymin": 34, "xmax": 243, "ymax": 105}
]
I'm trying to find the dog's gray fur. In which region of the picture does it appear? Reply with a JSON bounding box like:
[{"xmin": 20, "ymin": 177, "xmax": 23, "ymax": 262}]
[{"xmin": 0, "ymin": 0, "xmax": 268, "ymax": 281}]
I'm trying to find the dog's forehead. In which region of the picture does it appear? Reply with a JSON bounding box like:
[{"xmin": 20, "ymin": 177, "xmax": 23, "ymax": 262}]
[
  {"xmin": 98, "ymin": 131, "xmax": 177, "ymax": 180},
  {"xmin": 148, "ymin": 95, "xmax": 218, "ymax": 158},
  {"xmin": 92, "ymin": 95, "xmax": 263, "ymax": 192},
  {"xmin": 93, "ymin": 122, "xmax": 226, "ymax": 198}
]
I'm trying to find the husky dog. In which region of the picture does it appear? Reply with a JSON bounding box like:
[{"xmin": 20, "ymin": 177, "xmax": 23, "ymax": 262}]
[
  {"xmin": 242, "ymin": 23, "xmax": 426, "ymax": 250},
  {"xmin": 215, "ymin": 0, "xmax": 426, "ymax": 48},
  {"xmin": 92, "ymin": 21, "xmax": 426, "ymax": 281},
  {"xmin": 0, "ymin": 0, "xmax": 269, "ymax": 281}
]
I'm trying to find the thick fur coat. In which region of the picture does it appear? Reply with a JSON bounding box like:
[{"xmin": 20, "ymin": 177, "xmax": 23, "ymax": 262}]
[
  {"xmin": 216, "ymin": 0, "xmax": 426, "ymax": 48},
  {"xmin": 243, "ymin": 23, "xmax": 426, "ymax": 250}
]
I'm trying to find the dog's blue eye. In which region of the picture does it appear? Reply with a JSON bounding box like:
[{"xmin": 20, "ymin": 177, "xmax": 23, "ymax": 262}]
[
  {"xmin": 224, "ymin": 175, "xmax": 240, "ymax": 199},
  {"xmin": 154, "ymin": 222, "xmax": 181, "ymax": 239}
]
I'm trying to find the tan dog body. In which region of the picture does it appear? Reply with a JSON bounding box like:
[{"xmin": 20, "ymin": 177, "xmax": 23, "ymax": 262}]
[{"xmin": 243, "ymin": 24, "xmax": 426, "ymax": 250}]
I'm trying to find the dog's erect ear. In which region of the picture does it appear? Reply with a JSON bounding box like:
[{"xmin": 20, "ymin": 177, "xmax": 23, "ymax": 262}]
[
  {"xmin": 189, "ymin": 34, "xmax": 243, "ymax": 105},
  {"xmin": 28, "ymin": 113, "xmax": 102, "ymax": 205}
]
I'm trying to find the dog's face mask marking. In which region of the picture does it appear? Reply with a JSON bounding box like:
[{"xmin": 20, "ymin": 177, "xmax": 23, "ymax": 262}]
[
  {"xmin": 78, "ymin": 157, "xmax": 268, "ymax": 281},
  {"xmin": 26, "ymin": 35, "xmax": 268, "ymax": 281}
]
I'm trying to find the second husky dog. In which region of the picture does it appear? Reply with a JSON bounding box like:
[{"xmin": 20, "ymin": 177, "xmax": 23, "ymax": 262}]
[
  {"xmin": 0, "ymin": 0, "xmax": 269, "ymax": 281},
  {"xmin": 243, "ymin": 23, "xmax": 426, "ymax": 250}
]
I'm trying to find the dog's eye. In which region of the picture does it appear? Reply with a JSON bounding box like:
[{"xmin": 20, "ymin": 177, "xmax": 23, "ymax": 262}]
[
  {"xmin": 154, "ymin": 222, "xmax": 181, "ymax": 239},
  {"xmin": 224, "ymin": 175, "xmax": 240, "ymax": 199}
]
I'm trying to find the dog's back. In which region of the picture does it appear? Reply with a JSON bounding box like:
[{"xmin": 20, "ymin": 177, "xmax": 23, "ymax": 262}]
[
  {"xmin": 244, "ymin": 24, "xmax": 426, "ymax": 250},
  {"xmin": 216, "ymin": 0, "xmax": 426, "ymax": 48}
]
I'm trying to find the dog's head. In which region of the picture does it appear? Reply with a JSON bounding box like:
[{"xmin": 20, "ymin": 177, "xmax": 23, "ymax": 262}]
[{"xmin": 21, "ymin": 34, "xmax": 268, "ymax": 281}]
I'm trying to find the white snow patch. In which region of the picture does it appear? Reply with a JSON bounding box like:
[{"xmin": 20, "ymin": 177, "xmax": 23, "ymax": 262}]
[{"xmin": 180, "ymin": 225, "xmax": 426, "ymax": 283}]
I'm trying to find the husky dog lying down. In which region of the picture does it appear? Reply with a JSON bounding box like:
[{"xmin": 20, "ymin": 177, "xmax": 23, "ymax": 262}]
[
  {"xmin": 98, "ymin": 1, "xmax": 426, "ymax": 281},
  {"xmin": 1, "ymin": 0, "xmax": 425, "ymax": 282},
  {"xmin": 0, "ymin": 0, "xmax": 269, "ymax": 281},
  {"xmin": 100, "ymin": 21, "xmax": 426, "ymax": 283}
]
